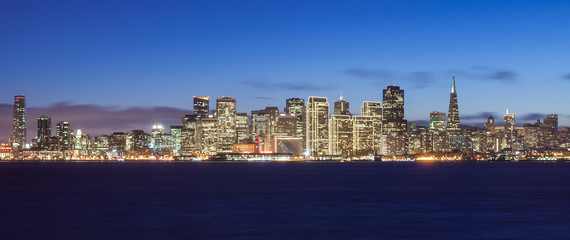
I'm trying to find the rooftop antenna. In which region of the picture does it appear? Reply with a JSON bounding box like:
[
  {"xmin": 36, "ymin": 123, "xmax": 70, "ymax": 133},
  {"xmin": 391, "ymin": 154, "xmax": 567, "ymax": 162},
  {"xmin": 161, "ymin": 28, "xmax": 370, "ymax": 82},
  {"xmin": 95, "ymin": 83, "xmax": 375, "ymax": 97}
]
[{"xmin": 340, "ymin": 91, "xmax": 344, "ymax": 100}]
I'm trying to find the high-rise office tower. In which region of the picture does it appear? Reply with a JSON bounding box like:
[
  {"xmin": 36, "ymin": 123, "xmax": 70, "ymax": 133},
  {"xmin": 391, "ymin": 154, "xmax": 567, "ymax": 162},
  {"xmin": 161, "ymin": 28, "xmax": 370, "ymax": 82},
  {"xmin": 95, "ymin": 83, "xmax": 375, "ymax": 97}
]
[
  {"xmin": 362, "ymin": 101, "xmax": 383, "ymax": 154},
  {"xmin": 307, "ymin": 96, "xmax": 329, "ymax": 156},
  {"xmin": 236, "ymin": 113, "xmax": 251, "ymax": 144},
  {"xmin": 37, "ymin": 116, "xmax": 51, "ymax": 150},
  {"xmin": 285, "ymin": 98, "xmax": 306, "ymax": 146},
  {"xmin": 216, "ymin": 97, "xmax": 237, "ymax": 153},
  {"xmin": 504, "ymin": 109, "xmax": 515, "ymax": 133},
  {"xmin": 382, "ymin": 86, "xmax": 407, "ymax": 155},
  {"xmin": 200, "ymin": 117, "xmax": 218, "ymax": 154},
  {"xmin": 251, "ymin": 107, "xmax": 279, "ymax": 151},
  {"xmin": 329, "ymin": 115, "xmax": 353, "ymax": 157},
  {"xmin": 447, "ymin": 76, "xmax": 461, "ymax": 135},
  {"xmin": 193, "ymin": 96, "xmax": 210, "ymax": 119},
  {"xmin": 353, "ymin": 116, "xmax": 375, "ymax": 157},
  {"xmin": 180, "ymin": 115, "xmax": 199, "ymax": 155},
  {"xmin": 382, "ymin": 86, "xmax": 406, "ymax": 133},
  {"xmin": 334, "ymin": 94, "xmax": 350, "ymax": 116},
  {"xmin": 429, "ymin": 111, "xmax": 447, "ymax": 132},
  {"xmin": 56, "ymin": 121, "xmax": 71, "ymax": 151},
  {"xmin": 543, "ymin": 114, "xmax": 558, "ymax": 133},
  {"xmin": 12, "ymin": 95, "xmax": 26, "ymax": 148}
]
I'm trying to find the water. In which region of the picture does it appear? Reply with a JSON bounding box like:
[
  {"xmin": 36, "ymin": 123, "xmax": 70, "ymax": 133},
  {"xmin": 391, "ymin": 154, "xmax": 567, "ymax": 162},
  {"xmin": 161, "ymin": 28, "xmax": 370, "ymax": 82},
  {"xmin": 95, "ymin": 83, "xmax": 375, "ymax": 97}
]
[{"xmin": 1, "ymin": 161, "xmax": 570, "ymax": 239}]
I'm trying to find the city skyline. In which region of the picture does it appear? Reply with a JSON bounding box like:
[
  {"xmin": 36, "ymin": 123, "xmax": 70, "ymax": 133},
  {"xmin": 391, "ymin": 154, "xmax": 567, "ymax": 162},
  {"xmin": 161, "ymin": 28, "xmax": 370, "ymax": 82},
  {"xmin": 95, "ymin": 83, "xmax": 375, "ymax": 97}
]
[
  {"xmin": 0, "ymin": 76, "xmax": 567, "ymax": 142},
  {"xmin": 2, "ymin": 1, "xmax": 570, "ymax": 139}
]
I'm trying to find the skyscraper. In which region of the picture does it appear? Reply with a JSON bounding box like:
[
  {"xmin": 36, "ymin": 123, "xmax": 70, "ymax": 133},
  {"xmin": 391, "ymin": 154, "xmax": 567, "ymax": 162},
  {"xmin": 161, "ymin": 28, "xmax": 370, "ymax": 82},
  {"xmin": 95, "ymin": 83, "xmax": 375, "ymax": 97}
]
[
  {"xmin": 353, "ymin": 116, "xmax": 375, "ymax": 157},
  {"xmin": 329, "ymin": 115, "xmax": 352, "ymax": 157},
  {"xmin": 307, "ymin": 96, "xmax": 329, "ymax": 156},
  {"xmin": 193, "ymin": 96, "xmax": 210, "ymax": 119},
  {"xmin": 362, "ymin": 101, "xmax": 383, "ymax": 154},
  {"xmin": 504, "ymin": 110, "xmax": 515, "ymax": 133},
  {"xmin": 447, "ymin": 76, "xmax": 461, "ymax": 135},
  {"xmin": 216, "ymin": 97, "xmax": 237, "ymax": 152},
  {"xmin": 251, "ymin": 107, "xmax": 279, "ymax": 151},
  {"xmin": 236, "ymin": 113, "xmax": 251, "ymax": 144},
  {"xmin": 382, "ymin": 86, "xmax": 407, "ymax": 155},
  {"xmin": 12, "ymin": 95, "xmax": 26, "ymax": 148},
  {"xmin": 334, "ymin": 95, "xmax": 350, "ymax": 116},
  {"xmin": 382, "ymin": 86, "xmax": 406, "ymax": 133},
  {"xmin": 37, "ymin": 116, "xmax": 51, "ymax": 150},
  {"xmin": 56, "ymin": 121, "xmax": 71, "ymax": 151},
  {"xmin": 285, "ymin": 98, "xmax": 306, "ymax": 148},
  {"xmin": 429, "ymin": 111, "xmax": 446, "ymax": 132}
]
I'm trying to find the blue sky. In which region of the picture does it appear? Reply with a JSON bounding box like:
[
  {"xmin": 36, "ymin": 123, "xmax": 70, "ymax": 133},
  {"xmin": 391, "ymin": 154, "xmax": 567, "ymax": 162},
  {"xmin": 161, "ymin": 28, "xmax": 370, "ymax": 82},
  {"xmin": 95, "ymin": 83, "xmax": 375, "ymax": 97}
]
[{"xmin": 1, "ymin": 0, "xmax": 570, "ymax": 139}]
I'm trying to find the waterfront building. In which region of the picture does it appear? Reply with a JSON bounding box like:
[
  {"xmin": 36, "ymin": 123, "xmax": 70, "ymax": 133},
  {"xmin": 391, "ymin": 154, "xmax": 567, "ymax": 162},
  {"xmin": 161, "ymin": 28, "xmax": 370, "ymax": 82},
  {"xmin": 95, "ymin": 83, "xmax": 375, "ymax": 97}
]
[
  {"xmin": 353, "ymin": 116, "xmax": 375, "ymax": 157},
  {"xmin": 251, "ymin": 107, "xmax": 279, "ymax": 152},
  {"xmin": 216, "ymin": 97, "xmax": 237, "ymax": 153},
  {"xmin": 382, "ymin": 86, "xmax": 407, "ymax": 155},
  {"xmin": 56, "ymin": 121, "xmax": 71, "ymax": 151},
  {"xmin": 37, "ymin": 116, "xmax": 51, "ymax": 150},
  {"xmin": 236, "ymin": 113, "xmax": 251, "ymax": 144},
  {"xmin": 307, "ymin": 96, "xmax": 329, "ymax": 156},
  {"xmin": 12, "ymin": 95, "xmax": 26, "ymax": 148},
  {"xmin": 329, "ymin": 114, "xmax": 352, "ymax": 157},
  {"xmin": 285, "ymin": 98, "xmax": 306, "ymax": 147}
]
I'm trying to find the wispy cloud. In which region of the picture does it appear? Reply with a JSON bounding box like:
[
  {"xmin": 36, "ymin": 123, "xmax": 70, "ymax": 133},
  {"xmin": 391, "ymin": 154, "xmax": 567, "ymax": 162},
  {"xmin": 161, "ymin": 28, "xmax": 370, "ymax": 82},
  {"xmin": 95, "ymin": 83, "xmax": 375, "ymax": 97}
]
[
  {"xmin": 461, "ymin": 112, "xmax": 497, "ymax": 121},
  {"xmin": 450, "ymin": 66, "xmax": 517, "ymax": 83},
  {"xmin": 240, "ymin": 80, "xmax": 333, "ymax": 92},
  {"xmin": 562, "ymin": 73, "xmax": 570, "ymax": 81},
  {"xmin": 519, "ymin": 113, "xmax": 547, "ymax": 121},
  {"xmin": 251, "ymin": 96, "xmax": 275, "ymax": 100},
  {"xmin": 344, "ymin": 68, "xmax": 434, "ymax": 88},
  {"xmin": 0, "ymin": 102, "xmax": 189, "ymax": 142}
]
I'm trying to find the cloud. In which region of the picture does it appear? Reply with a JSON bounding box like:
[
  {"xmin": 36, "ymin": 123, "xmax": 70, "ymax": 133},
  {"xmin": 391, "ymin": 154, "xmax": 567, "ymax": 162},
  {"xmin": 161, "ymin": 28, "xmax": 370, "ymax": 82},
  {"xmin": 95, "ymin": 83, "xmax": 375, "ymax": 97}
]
[
  {"xmin": 450, "ymin": 66, "xmax": 517, "ymax": 83},
  {"xmin": 241, "ymin": 80, "xmax": 332, "ymax": 92},
  {"xmin": 0, "ymin": 102, "xmax": 189, "ymax": 142},
  {"xmin": 562, "ymin": 73, "xmax": 570, "ymax": 81},
  {"xmin": 518, "ymin": 113, "xmax": 546, "ymax": 121},
  {"xmin": 461, "ymin": 112, "xmax": 497, "ymax": 121},
  {"xmin": 251, "ymin": 96, "xmax": 275, "ymax": 100},
  {"xmin": 344, "ymin": 68, "xmax": 434, "ymax": 88}
]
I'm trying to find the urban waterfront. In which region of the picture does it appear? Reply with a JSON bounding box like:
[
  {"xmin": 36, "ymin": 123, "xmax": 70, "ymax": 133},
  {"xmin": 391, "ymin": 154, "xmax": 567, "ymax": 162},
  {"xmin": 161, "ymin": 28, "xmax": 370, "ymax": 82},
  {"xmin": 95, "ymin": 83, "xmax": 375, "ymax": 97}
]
[{"xmin": 2, "ymin": 161, "xmax": 570, "ymax": 239}]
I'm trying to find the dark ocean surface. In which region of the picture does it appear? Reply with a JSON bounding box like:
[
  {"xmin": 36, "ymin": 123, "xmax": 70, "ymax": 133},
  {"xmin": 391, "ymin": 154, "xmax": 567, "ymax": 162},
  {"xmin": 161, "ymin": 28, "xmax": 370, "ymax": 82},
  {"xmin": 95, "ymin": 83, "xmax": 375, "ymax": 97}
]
[{"xmin": 1, "ymin": 161, "xmax": 570, "ymax": 239}]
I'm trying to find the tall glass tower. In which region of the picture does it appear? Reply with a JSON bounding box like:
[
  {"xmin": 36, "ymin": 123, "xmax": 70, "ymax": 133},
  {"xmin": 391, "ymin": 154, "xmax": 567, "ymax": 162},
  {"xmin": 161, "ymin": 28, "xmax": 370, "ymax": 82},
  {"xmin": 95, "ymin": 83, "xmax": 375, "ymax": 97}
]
[
  {"xmin": 447, "ymin": 76, "xmax": 461, "ymax": 135},
  {"xmin": 12, "ymin": 95, "xmax": 26, "ymax": 147}
]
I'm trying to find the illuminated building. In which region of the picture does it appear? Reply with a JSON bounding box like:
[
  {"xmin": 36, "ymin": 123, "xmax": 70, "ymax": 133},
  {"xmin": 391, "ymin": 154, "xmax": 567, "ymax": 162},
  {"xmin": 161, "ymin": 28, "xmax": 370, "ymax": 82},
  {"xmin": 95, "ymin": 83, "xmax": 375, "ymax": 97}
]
[
  {"xmin": 126, "ymin": 130, "xmax": 148, "ymax": 152},
  {"xmin": 37, "ymin": 116, "xmax": 51, "ymax": 150},
  {"xmin": 307, "ymin": 96, "xmax": 329, "ymax": 156},
  {"xmin": 362, "ymin": 101, "xmax": 382, "ymax": 154},
  {"xmin": 181, "ymin": 115, "xmax": 199, "ymax": 156},
  {"xmin": 251, "ymin": 107, "xmax": 279, "ymax": 152},
  {"xmin": 484, "ymin": 116, "xmax": 497, "ymax": 134},
  {"xmin": 272, "ymin": 136, "xmax": 303, "ymax": 155},
  {"xmin": 109, "ymin": 132, "xmax": 127, "ymax": 154},
  {"xmin": 56, "ymin": 121, "xmax": 71, "ymax": 151},
  {"xmin": 382, "ymin": 86, "xmax": 407, "ymax": 155},
  {"xmin": 329, "ymin": 114, "xmax": 352, "ymax": 157},
  {"xmin": 504, "ymin": 110, "xmax": 516, "ymax": 146},
  {"xmin": 12, "ymin": 95, "xmax": 26, "ymax": 148},
  {"xmin": 150, "ymin": 123, "xmax": 164, "ymax": 150},
  {"xmin": 200, "ymin": 117, "xmax": 218, "ymax": 155},
  {"xmin": 93, "ymin": 135, "xmax": 109, "ymax": 156},
  {"xmin": 236, "ymin": 113, "xmax": 251, "ymax": 143},
  {"xmin": 334, "ymin": 94, "xmax": 350, "ymax": 116},
  {"xmin": 193, "ymin": 96, "xmax": 210, "ymax": 119},
  {"xmin": 170, "ymin": 125, "xmax": 182, "ymax": 156},
  {"xmin": 447, "ymin": 76, "xmax": 461, "ymax": 135},
  {"xmin": 216, "ymin": 97, "xmax": 237, "ymax": 153},
  {"xmin": 429, "ymin": 111, "xmax": 446, "ymax": 132},
  {"xmin": 353, "ymin": 116, "xmax": 375, "ymax": 157},
  {"xmin": 543, "ymin": 114, "xmax": 558, "ymax": 145},
  {"xmin": 285, "ymin": 98, "xmax": 306, "ymax": 148}
]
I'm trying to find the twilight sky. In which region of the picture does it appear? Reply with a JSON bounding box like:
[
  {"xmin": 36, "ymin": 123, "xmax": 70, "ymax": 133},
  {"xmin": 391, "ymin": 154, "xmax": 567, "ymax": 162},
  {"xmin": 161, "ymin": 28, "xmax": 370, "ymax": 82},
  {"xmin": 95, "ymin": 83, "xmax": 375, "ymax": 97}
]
[{"xmin": 1, "ymin": 0, "xmax": 570, "ymax": 140}]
